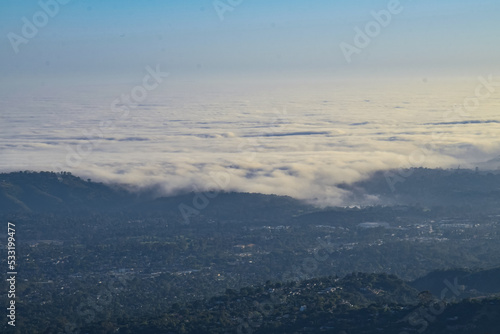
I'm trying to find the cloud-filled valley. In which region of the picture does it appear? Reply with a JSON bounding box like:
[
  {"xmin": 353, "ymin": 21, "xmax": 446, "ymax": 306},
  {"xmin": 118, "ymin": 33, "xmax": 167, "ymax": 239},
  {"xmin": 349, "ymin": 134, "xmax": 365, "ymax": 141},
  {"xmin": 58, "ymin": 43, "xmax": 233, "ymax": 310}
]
[{"xmin": 1, "ymin": 77, "xmax": 499, "ymax": 206}]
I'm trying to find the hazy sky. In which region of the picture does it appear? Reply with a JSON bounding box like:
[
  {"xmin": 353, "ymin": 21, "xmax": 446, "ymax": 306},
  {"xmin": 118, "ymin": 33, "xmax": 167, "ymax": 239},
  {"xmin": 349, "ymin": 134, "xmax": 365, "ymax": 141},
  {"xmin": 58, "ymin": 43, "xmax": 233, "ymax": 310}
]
[
  {"xmin": 1, "ymin": 0, "xmax": 499, "ymax": 84},
  {"xmin": 1, "ymin": 1, "xmax": 500, "ymax": 205}
]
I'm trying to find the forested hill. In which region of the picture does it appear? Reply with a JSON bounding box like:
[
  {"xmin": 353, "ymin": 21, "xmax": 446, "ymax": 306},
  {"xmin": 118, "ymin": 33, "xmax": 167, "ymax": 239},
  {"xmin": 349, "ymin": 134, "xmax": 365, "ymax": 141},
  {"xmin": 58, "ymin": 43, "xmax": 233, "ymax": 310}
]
[
  {"xmin": 341, "ymin": 167, "xmax": 500, "ymax": 209},
  {"xmin": 78, "ymin": 272, "xmax": 500, "ymax": 334},
  {"xmin": 0, "ymin": 171, "xmax": 134, "ymax": 213},
  {"xmin": 411, "ymin": 267, "xmax": 500, "ymax": 297},
  {"xmin": 2, "ymin": 168, "xmax": 500, "ymax": 216},
  {"xmin": 3, "ymin": 170, "xmax": 500, "ymax": 333},
  {"xmin": 0, "ymin": 171, "xmax": 311, "ymax": 218}
]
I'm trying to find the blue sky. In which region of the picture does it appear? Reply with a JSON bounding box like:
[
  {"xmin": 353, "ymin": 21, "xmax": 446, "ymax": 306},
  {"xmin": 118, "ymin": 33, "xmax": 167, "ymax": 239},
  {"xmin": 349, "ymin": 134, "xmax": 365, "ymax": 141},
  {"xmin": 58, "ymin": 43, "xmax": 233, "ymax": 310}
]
[{"xmin": 1, "ymin": 0, "xmax": 499, "ymax": 84}]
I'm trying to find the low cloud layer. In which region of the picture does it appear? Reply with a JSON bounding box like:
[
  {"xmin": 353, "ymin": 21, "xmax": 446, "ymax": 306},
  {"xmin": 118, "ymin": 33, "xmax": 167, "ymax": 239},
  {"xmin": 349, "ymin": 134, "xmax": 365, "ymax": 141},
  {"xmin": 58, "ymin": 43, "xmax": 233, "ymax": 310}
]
[{"xmin": 1, "ymin": 78, "xmax": 499, "ymax": 206}]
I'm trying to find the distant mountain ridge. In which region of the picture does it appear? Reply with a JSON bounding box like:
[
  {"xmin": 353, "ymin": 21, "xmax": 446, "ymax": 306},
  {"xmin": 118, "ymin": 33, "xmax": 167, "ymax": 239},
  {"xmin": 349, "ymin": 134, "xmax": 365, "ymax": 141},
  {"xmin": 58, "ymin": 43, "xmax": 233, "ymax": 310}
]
[
  {"xmin": 342, "ymin": 167, "xmax": 500, "ymax": 209},
  {"xmin": 0, "ymin": 171, "xmax": 311, "ymax": 221},
  {"xmin": 2, "ymin": 168, "xmax": 500, "ymax": 216},
  {"xmin": 0, "ymin": 171, "xmax": 133, "ymax": 214},
  {"xmin": 411, "ymin": 267, "xmax": 500, "ymax": 297}
]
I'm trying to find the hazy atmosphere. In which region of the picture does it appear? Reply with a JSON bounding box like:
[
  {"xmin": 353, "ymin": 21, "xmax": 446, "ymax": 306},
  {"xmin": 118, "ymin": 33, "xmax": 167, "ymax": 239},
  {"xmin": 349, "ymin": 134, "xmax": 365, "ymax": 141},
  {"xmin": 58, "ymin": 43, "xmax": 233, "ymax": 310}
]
[
  {"xmin": 3, "ymin": 2, "xmax": 500, "ymax": 333},
  {"xmin": 1, "ymin": 0, "xmax": 500, "ymax": 205}
]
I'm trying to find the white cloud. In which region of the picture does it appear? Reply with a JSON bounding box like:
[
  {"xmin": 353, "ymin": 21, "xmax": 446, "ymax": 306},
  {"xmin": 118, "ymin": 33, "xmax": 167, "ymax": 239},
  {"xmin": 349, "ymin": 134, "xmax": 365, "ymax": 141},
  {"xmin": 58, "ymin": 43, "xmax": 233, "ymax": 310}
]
[{"xmin": 1, "ymin": 77, "xmax": 499, "ymax": 205}]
